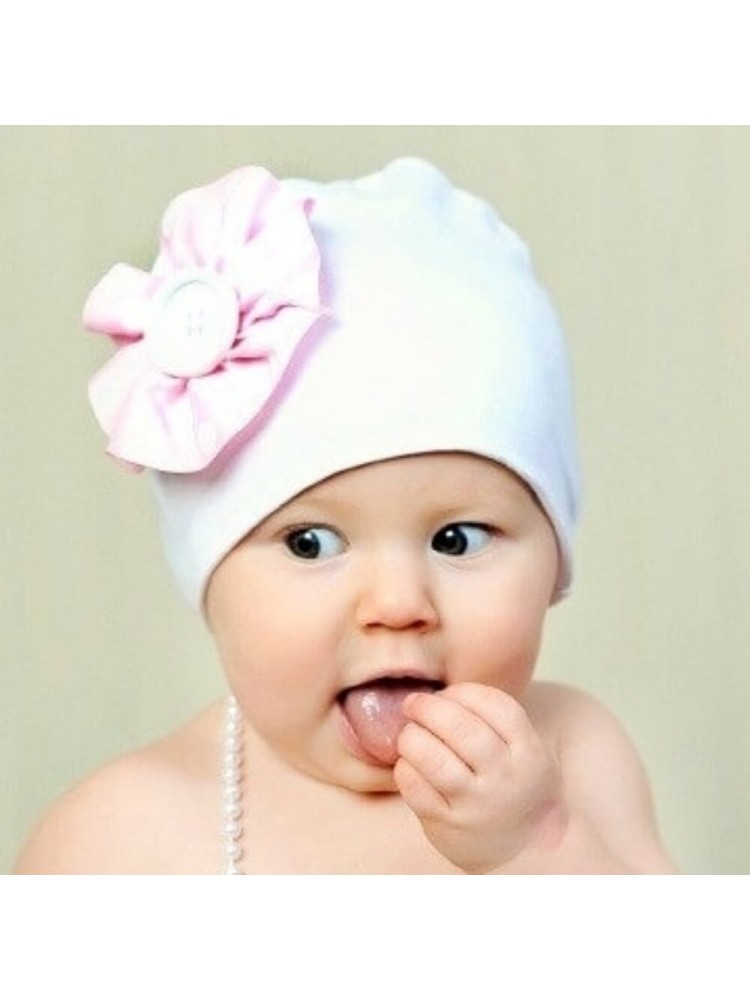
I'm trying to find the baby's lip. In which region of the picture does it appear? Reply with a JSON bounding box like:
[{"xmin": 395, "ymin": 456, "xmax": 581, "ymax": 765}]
[{"xmin": 337, "ymin": 669, "xmax": 445, "ymax": 701}]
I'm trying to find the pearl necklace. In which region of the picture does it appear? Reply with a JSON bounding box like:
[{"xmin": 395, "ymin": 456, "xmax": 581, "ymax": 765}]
[{"xmin": 221, "ymin": 694, "xmax": 244, "ymax": 874}]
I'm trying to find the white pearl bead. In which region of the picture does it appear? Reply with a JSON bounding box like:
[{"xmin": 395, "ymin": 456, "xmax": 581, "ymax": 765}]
[
  {"xmin": 224, "ymin": 840, "xmax": 242, "ymax": 862},
  {"xmin": 224, "ymin": 800, "xmax": 242, "ymax": 820},
  {"xmin": 221, "ymin": 694, "xmax": 245, "ymax": 874}
]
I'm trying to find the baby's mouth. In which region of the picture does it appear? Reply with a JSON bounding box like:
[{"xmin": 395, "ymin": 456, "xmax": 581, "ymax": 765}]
[{"xmin": 338, "ymin": 676, "xmax": 445, "ymax": 765}]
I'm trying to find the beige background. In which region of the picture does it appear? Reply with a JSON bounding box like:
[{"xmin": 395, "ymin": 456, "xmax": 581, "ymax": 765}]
[{"xmin": 2, "ymin": 126, "xmax": 748, "ymax": 874}]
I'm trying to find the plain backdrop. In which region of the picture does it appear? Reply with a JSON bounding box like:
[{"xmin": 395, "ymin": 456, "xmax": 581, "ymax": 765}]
[{"xmin": 2, "ymin": 125, "xmax": 748, "ymax": 874}]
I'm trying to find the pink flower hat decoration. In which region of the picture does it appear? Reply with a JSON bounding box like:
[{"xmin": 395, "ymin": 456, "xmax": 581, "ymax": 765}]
[{"xmin": 83, "ymin": 166, "xmax": 325, "ymax": 473}]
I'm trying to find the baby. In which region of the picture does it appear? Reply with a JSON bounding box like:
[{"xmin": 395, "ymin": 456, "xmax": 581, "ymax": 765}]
[{"xmin": 14, "ymin": 159, "xmax": 676, "ymax": 874}]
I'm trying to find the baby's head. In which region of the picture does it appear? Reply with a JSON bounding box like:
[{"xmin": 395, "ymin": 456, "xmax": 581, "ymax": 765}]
[{"xmin": 83, "ymin": 158, "xmax": 581, "ymax": 610}]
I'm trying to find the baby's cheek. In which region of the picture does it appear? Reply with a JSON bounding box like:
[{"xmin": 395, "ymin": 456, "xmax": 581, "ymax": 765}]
[{"xmin": 452, "ymin": 618, "xmax": 544, "ymax": 695}]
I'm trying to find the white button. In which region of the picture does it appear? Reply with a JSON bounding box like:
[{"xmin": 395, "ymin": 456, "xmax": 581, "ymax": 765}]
[{"xmin": 145, "ymin": 270, "xmax": 240, "ymax": 378}]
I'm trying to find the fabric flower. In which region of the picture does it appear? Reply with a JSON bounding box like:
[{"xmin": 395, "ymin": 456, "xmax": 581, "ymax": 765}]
[{"xmin": 83, "ymin": 166, "xmax": 325, "ymax": 473}]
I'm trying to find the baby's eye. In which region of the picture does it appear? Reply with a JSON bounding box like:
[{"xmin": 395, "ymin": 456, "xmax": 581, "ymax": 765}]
[
  {"xmin": 431, "ymin": 523, "xmax": 493, "ymax": 557},
  {"xmin": 284, "ymin": 526, "xmax": 345, "ymax": 560}
]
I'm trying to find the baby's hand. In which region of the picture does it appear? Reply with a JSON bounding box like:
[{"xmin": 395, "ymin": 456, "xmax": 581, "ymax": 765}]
[{"xmin": 394, "ymin": 682, "xmax": 565, "ymax": 873}]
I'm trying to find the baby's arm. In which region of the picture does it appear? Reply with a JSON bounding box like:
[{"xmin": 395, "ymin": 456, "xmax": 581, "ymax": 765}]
[{"xmin": 395, "ymin": 681, "xmax": 676, "ymax": 874}]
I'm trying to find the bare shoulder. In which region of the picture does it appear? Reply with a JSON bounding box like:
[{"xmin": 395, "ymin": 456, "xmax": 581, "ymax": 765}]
[
  {"xmin": 525, "ymin": 681, "xmax": 678, "ymax": 873},
  {"xmin": 524, "ymin": 679, "xmax": 634, "ymax": 742},
  {"xmin": 13, "ymin": 701, "xmax": 224, "ymax": 875}
]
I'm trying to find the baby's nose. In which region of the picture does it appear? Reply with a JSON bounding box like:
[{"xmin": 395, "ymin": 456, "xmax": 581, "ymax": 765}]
[{"xmin": 354, "ymin": 549, "xmax": 439, "ymax": 632}]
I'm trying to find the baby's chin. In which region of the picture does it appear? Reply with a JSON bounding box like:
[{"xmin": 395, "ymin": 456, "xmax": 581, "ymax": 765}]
[
  {"xmin": 294, "ymin": 750, "xmax": 400, "ymax": 796},
  {"xmin": 328, "ymin": 756, "xmax": 401, "ymax": 796}
]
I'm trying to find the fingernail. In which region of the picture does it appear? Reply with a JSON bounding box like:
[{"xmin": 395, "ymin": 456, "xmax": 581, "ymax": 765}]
[{"xmin": 402, "ymin": 693, "xmax": 419, "ymax": 712}]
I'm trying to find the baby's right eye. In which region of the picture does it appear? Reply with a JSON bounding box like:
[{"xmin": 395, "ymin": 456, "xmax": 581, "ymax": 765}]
[{"xmin": 283, "ymin": 526, "xmax": 345, "ymax": 560}]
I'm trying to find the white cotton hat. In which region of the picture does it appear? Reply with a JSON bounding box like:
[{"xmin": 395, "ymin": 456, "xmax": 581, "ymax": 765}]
[{"xmin": 149, "ymin": 157, "xmax": 582, "ymax": 608}]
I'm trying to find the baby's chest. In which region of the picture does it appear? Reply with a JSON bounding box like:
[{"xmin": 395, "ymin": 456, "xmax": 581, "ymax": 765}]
[{"xmin": 233, "ymin": 816, "xmax": 457, "ymax": 875}]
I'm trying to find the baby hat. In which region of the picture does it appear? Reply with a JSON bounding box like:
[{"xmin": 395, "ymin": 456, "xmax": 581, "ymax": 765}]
[{"xmin": 83, "ymin": 158, "xmax": 581, "ymax": 608}]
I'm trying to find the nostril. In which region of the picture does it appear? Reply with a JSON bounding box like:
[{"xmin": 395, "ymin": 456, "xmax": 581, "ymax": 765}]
[
  {"xmin": 361, "ymin": 617, "xmax": 436, "ymax": 633},
  {"xmin": 357, "ymin": 594, "xmax": 439, "ymax": 632}
]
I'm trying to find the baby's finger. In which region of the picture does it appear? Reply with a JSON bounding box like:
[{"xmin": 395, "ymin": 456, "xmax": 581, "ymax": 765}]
[
  {"xmin": 439, "ymin": 682, "xmax": 534, "ymax": 748},
  {"xmin": 397, "ymin": 720, "xmax": 474, "ymax": 797},
  {"xmin": 401, "ymin": 693, "xmax": 502, "ymax": 775},
  {"xmin": 393, "ymin": 757, "xmax": 448, "ymax": 819}
]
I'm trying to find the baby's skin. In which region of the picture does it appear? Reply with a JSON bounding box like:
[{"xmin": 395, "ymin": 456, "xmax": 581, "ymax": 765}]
[{"xmin": 14, "ymin": 455, "xmax": 676, "ymax": 874}]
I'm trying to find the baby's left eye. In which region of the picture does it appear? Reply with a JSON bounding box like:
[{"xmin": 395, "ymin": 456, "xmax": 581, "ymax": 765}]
[{"xmin": 431, "ymin": 523, "xmax": 493, "ymax": 556}]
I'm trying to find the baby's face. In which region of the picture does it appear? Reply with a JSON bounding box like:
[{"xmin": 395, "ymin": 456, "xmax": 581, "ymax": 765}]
[{"xmin": 205, "ymin": 452, "xmax": 559, "ymax": 793}]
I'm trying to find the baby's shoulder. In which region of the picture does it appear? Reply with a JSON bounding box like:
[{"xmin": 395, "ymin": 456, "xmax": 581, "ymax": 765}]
[
  {"xmin": 524, "ymin": 679, "xmax": 619, "ymax": 734},
  {"xmin": 525, "ymin": 680, "xmax": 677, "ymax": 872},
  {"xmin": 525, "ymin": 679, "xmax": 651, "ymax": 784},
  {"xmin": 13, "ymin": 702, "xmax": 223, "ymax": 875}
]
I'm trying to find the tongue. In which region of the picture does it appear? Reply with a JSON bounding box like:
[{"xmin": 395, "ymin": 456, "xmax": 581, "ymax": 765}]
[{"xmin": 342, "ymin": 680, "xmax": 437, "ymax": 765}]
